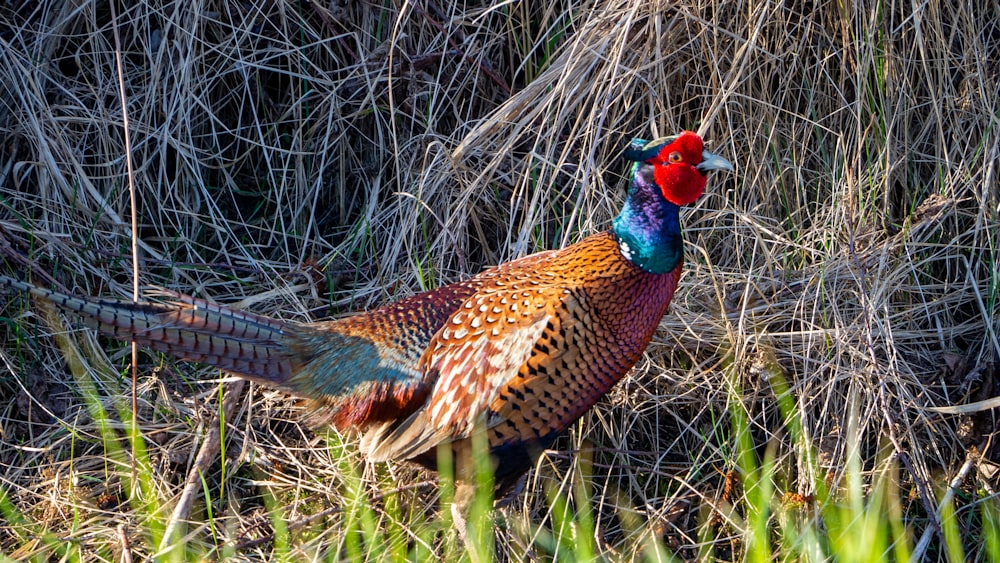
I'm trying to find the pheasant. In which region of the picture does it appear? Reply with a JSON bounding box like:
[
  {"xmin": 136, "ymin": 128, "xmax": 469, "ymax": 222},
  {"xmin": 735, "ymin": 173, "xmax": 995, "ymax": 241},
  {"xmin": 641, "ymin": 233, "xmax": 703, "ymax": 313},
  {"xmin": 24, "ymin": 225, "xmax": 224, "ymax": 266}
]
[{"xmin": 1, "ymin": 131, "xmax": 731, "ymax": 493}]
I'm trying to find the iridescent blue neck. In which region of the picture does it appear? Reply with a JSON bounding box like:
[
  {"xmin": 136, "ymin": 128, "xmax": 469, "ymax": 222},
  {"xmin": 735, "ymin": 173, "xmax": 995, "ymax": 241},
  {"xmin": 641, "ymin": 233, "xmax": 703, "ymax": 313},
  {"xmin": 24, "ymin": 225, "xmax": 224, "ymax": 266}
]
[{"xmin": 611, "ymin": 163, "xmax": 684, "ymax": 274}]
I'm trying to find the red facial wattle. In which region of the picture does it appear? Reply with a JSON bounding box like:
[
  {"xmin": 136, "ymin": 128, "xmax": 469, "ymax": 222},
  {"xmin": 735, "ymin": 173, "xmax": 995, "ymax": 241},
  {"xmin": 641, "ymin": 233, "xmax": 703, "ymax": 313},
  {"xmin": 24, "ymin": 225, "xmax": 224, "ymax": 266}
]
[{"xmin": 653, "ymin": 161, "xmax": 707, "ymax": 206}]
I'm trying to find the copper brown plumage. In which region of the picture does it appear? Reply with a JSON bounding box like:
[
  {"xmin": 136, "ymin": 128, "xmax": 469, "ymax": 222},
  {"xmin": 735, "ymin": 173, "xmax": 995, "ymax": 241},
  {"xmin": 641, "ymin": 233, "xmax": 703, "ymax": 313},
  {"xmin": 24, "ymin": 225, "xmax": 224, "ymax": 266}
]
[{"xmin": 0, "ymin": 132, "xmax": 732, "ymax": 490}]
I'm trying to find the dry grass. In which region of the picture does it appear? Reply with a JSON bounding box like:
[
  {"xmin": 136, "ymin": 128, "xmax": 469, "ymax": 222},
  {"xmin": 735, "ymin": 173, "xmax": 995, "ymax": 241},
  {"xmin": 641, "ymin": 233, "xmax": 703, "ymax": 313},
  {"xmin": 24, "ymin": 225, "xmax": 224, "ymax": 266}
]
[{"xmin": 0, "ymin": 0, "xmax": 998, "ymax": 561}]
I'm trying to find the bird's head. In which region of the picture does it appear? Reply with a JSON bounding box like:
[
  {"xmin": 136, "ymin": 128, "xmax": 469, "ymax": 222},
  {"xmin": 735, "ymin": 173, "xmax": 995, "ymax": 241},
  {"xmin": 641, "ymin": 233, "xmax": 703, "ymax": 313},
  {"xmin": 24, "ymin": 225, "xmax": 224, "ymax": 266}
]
[
  {"xmin": 612, "ymin": 131, "xmax": 732, "ymax": 274},
  {"xmin": 623, "ymin": 131, "xmax": 733, "ymax": 206}
]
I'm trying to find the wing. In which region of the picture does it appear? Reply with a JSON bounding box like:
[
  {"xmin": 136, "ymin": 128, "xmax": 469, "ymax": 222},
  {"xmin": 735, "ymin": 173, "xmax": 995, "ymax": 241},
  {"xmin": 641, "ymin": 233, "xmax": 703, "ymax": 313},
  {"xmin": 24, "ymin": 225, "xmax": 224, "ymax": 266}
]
[
  {"xmin": 288, "ymin": 281, "xmax": 479, "ymax": 430},
  {"xmin": 361, "ymin": 269, "xmax": 576, "ymax": 461}
]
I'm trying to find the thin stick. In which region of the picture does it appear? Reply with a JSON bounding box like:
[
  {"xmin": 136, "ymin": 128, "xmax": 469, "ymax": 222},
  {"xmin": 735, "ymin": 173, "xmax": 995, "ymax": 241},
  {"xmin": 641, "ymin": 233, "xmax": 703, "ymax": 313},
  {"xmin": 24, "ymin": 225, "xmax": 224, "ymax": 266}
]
[
  {"xmin": 159, "ymin": 380, "xmax": 247, "ymax": 555},
  {"xmin": 909, "ymin": 452, "xmax": 977, "ymax": 563},
  {"xmin": 117, "ymin": 523, "xmax": 133, "ymax": 563},
  {"xmin": 108, "ymin": 0, "xmax": 142, "ymax": 493}
]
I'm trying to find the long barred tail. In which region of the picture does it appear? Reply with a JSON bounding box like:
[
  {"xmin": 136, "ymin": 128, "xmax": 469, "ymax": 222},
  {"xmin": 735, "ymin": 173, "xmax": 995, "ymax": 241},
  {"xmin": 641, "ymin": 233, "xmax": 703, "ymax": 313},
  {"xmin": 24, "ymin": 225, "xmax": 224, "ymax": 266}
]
[{"xmin": 0, "ymin": 275, "xmax": 297, "ymax": 384}]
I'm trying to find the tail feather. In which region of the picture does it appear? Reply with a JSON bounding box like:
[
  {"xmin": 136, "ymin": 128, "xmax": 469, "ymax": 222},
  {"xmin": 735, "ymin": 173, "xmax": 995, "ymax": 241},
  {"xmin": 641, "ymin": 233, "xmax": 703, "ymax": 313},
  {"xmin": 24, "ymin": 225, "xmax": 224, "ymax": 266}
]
[
  {"xmin": 1, "ymin": 275, "xmax": 296, "ymax": 384},
  {"xmin": 2, "ymin": 275, "xmax": 444, "ymax": 434}
]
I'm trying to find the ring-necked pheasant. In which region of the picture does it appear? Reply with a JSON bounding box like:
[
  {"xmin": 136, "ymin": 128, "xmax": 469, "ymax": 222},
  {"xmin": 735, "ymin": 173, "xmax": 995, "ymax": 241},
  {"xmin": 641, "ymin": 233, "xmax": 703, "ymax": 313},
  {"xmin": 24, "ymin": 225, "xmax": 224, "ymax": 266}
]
[{"xmin": 1, "ymin": 131, "xmax": 731, "ymax": 493}]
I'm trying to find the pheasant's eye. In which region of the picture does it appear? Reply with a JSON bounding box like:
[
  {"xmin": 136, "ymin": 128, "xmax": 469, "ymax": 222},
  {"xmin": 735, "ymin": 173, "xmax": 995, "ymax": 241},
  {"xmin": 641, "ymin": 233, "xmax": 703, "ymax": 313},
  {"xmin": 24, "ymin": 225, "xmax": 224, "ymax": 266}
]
[{"xmin": 667, "ymin": 151, "xmax": 683, "ymax": 163}]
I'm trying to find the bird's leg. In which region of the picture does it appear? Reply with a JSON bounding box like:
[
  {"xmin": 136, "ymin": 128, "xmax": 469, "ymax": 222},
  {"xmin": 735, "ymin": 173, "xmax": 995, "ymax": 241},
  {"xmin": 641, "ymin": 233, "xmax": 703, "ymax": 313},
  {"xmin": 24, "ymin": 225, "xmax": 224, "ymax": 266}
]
[
  {"xmin": 451, "ymin": 480, "xmax": 501, "ymax": 562},
  {"xmin": 450, "ymin": 480, "xmax": 475, "ymax": 545}
]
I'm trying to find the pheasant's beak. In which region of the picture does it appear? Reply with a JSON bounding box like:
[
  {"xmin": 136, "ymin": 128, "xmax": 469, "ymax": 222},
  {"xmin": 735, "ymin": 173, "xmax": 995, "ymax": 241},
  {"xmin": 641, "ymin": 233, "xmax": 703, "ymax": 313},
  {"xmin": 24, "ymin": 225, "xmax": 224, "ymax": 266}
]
[{"xmin": 696, "ymin": 150, "xmax": 734, "ymax": 174}]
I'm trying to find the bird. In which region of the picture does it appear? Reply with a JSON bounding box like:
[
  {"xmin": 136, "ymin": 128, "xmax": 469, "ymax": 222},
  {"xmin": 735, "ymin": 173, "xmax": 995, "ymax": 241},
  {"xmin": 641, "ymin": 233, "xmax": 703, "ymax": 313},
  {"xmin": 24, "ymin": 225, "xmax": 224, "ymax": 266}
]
[{"xmin": 1, "ymin": 131, "xmax": 731, "ymax": 497}]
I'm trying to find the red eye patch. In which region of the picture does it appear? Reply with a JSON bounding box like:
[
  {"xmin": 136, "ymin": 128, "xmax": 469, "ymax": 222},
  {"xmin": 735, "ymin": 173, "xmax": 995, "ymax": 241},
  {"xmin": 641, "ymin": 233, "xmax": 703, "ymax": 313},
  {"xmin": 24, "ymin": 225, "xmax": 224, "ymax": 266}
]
[{"xmin": 655, "ymin": 131, "xmax": 703, "ymax": 166}]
